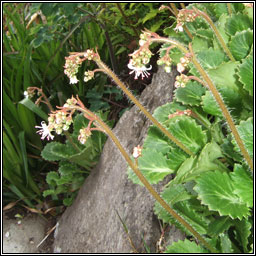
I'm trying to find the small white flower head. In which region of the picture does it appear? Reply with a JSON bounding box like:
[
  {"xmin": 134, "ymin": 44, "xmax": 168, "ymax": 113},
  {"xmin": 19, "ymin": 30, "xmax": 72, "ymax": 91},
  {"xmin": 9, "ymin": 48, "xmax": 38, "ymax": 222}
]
[
  {"xmin": 35, "ymin": 121, "xmax": 54, "ymax": 140},
  {"xmin": 24, "ymin": 91, "xmax": 29, "ymax": 98},
  {"xmin": 78, "ymin": 127, "xmax": 92, "ymax": 144},
  {"xmin": 133, "ymin": 145, "xmax": 142, "ymax": 159},
  {"xmin": 84, "ymin": 49, "xmax": 94, "ymax": 60},
  {"xmin": 70, "ymin": 76, "xmax": 79, "ymax": 84},
  {"xmin": 84, "ymin": 70, "xmax": 94, "ymax": 82},
  {"xmin": 128, "ymin": 60, "xmax": 152, "ymax": 80},
  {"xmin": 174, "ymin": 23, "xmax": 184, "ymax": 32},
  {"xmin": 177, "ymin": 63, "xmax": 185, "ymax": 73},
  {"xmin": 175, "ymin": 74, "xmax": 189, "ymax": 87},
  {"xmin": 164, "ymin": 66, "xmax": 172, "ymax": 73}
]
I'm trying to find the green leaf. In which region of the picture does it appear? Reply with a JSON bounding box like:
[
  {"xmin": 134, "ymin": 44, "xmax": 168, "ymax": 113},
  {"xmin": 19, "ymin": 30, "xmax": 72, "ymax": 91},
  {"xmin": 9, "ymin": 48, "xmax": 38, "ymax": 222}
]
[
  {"xmin": 127, "ymin": 149, "xmax": 174, "ymax": 185},
  {"xmin": 230, "ymin": 164, "xmax": 253, "ymax": 208},
  {"xmin": 234, "ymin": 218, "xmax": 252, "ymax": 252},
  {"xmin": 152, "ymin": 102, "xmax": 186, "ymax": 124},
  {"xmin": 166, "ymin": 147, "xmax": 188, "ymax": 171},
  {"xmin": 18, "ymin": 131, "xmax": 29, "ymax": 186},
  {"xmin": 154, "ymin": 195, "xmax": 208, "ymax": 235},
  {"xmin": 238, "ymin": 52, "xmax": 253, "ymax": 96},
  {"xmin": 46, "ymin": 171, "xmax": 59, "ymax": 186},
  {"xmin": 142, "ymin": 9, "xmax": 158, "ymax": 24},
  {"xmin": 165, "ymin": 239, "xmax": 209, "ymax": 253},
  {"xmin": 173, "ymin": 142, "xmax": 228, "ymax": 184},
  {"xmin": 232, "ymin": 117, "xmax": 253, "ymax": 160},
  {"xmin": 43, "ymin": 189, "xmax": 55, "ymax": 197},
  {"xmin": 207, "ymin": 217, "xmax": 233, "ymax": 237},
  {"xmin": 225, "ymin": 13, "xmax": 252, "ymax": 36},
  {"xmin": 19, "ymin": 98, "xmax": 48, "ymax": 121},
  {"xmin": 194, "ymin": 170, "xmax": 250, "ymax": 220},
  {"xmin": 202, "ymin": 91, "xmax": 222, "ymax": 117},
  {"xmin": 196, "ymin": 49, "xmax": 227, "ymax": 69},
  {"xmin": 175, "ymin": 81, "xmax": 206, "ymax": 106},
  {"xmin": 229, "ymin": 30, "xmax": 253, "ymax": 61},
  {"xmin": 207, "ymin": 61, "xmax": 239, "ymax": 92},
  {"xmin": 143, "ymin": 126, "xmax": 171, "ymax": 154},
  {"xmin": 220, "ymin": 233, "xmax": 233, "ymax": 253},
  {"xmin": 166, "ymin": 116, "xmax": 207, "ymax": 154},
  {"xmin": 41, "ymin": 142, "xmax": 76, "ymax": 161},
  {"xmin": 191, "ymin": 36, "xmax": 210, "ymax": 52}
]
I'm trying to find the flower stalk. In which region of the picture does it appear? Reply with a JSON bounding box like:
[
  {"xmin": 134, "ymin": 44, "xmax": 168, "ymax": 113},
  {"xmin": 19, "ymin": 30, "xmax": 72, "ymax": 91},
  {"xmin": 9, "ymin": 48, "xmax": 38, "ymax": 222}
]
[
  {"xmin": 93, "ymin": 54, "xmax": 194, "ymax": 156},
  {"xmin": 69, "ymin": 97, "xmax": 218, "ymax": 253},
  {"xmin": 142, "ymin": 34, "xmax": 252, "ymax": 171}
]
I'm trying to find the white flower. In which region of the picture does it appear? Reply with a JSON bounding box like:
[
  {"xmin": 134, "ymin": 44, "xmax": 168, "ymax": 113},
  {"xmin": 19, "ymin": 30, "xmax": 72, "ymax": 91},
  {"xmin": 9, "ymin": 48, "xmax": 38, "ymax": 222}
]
[
  {"xmin": 35, "ymin": 121, "xmax": 54, "ymax": 140},
  {"xmin": 69, "ymin": 76, "xmax": 79, "ymax": 84},
  {"xmin": 177, "ymin": 63, "xmax": 185, "ymax": 73},
  {"xmin": 24, "ymin": 91, "xmax": 29, "ymax": 98},
  {"xmin": 174, "ymin": 24, "xmax": 184, "ymax": 32},
  {"xmin": 128, "ymin": 60, "xmax": 152, "ymax": 80}
]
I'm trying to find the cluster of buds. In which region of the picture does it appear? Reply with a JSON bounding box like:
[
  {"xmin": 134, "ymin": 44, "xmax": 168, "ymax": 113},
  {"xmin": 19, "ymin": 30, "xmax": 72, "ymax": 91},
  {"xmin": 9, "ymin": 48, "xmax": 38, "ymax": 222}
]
[
  {"xmin": 24, "ymin": 87, "xmax": 36, "ymax": 99},
  {"xmin": 63, "ymin": 96, "xmax": 78, "ymax": 108},
  {"xmin": 174, "ymin": 9, "xmax": 198, "ymax": 32},
  {"xmin": 133, "ymin": 145, "xmax": 142, "ymax": 159},
  {"xmin": 78, "ymin": 127, "xmax": 92, "ymax": 144},
  {"xmin": 128, "ymin": 48, "xmax": 153, "ymax": 79},
  {"xmin": 157, "ymin": 55, "xmax": 172, "ymax": 73},
  {"xmin": 177, "ymin": 54, "xmax": 191, "ymax": 73},
  {"xmin": 48, "ymin": 110, "xmax": 73, "ymax": 135},
  {"xmin": 139, "ymin": 31, "xmax": 152, "ymax": 46},
  {"xmin": 84, "ymin": 49, "xmax": 95, "ymax": 60},
  {"xmin": 84, "ymin": 70, "xmax": 95, "ymax": 82},
  {"xmin": 174, "ymin": 74, "xmax": 189, "ymax": 88},
  {"xmin": 168, "ymin": 109, "xmax": 192, "ymax": 119},
  {"xmin": 64, "ymin": 56, "xmax": 82, "ymax": 84}
]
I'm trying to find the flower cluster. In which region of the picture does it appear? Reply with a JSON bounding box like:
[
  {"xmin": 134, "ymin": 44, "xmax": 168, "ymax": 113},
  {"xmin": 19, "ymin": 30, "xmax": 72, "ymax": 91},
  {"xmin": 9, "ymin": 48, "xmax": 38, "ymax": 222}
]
[
  {"xmin": 139, "ymin": 31, "xmax": 152, "ymax": 46},
  {"xmin": 84, "ymin": 70, "xmax": 95, "ymax": 82},
  {"xmin": 48, "ymin": 111, "xmax": 73, "ymax": 135},
  {"xmin": 63, "ymin": 96, "xmax": 78, "ymax": 108},
  {"xmin": 128, "ymin": 48, "xmax": 153, "ymax": 79},
  {"xmin": 24, "ymin": 88, "xmax": 35, "ymax": 99},
  {"xmin": 84, "ymin": 49, "xmax": 95, "ymax": 60},
  {"xmin": 133, "ymin": 145, "xmax": 142, "ymax": 159},
  {"xmin": 174, "ymin": 74, "xmax": 189, "ymax": 88},
  {"xmin": 157, "ymin": 55, "xmax": 172, "ymax": 73},
  {"xmin": 177, "ymin": 55, "xmax": 190, "ymax": 73},
  {"xmin": 174, "ymin": 9, "xmax": 198, "ymax": 32},
  {"xmin": 78, "ymin": 127, "xmax": 92, "ymax": 144},
  {"xmin": 64, "ymin": 56, "xmax": 82, "ymax": 84},
  {"xmin": 168, "ymin": 109, "xmax": 192, "ymax": 119}
]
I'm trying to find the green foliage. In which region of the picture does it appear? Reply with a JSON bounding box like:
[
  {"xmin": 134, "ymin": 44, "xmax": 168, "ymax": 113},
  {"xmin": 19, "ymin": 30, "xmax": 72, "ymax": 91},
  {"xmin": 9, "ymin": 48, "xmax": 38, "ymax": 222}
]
[
  {"xmin": 41, "ymin": 112, "xmax": 111, "ymax": 206},
  {"xmin": 165, "ymin": 239, "xmax": 208, "ymax": 253},
  {"xmin": 127, "ymin": 2, "xmax": 253, "ymax": 253}
]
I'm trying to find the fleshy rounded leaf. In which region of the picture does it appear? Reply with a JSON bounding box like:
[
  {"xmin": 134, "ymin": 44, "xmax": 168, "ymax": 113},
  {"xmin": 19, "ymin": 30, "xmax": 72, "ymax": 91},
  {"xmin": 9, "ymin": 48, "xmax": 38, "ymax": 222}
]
[
  {"xmin": 127, "ymin": 149, "xmax": 174, "ymax": 185},
  {"xmin": 225, "ymin": 13, "xmax": 252, "ymax": 36},
  {"xmin": 143, "ymin": 126, "xmax": 171, "ymax": 154},
  {"xmin": 196, "ymin": 49, "xmax": 227, "ymax": 70},
  {"xmin": 238, "ymin": 52, "xmax": 253, "ymax": 96},
  {"xmin": 231, "ymin": 117, "xmax": 253, "ymax": 160},
  {"xmin": 166, "ymin": 116, "xmax": 207, "ymax": 154},
  {"xmin": 194, "ymin": 170, "xmax": 250, "ymax": 220},
  {"xmin": 165, "ymin": 239, "xmax": 209, "ymax": 253},
  {"xmin": 231, "ymin": 164, "xmax": 253, "ymax": 207},
  {"xmin": 202, "ymin": 91, "xmax": 222, "ymax": 117},
  {"xmin": 41, "ymin": 142, "xmax": 76, "ymax": 161},
  {"xmin": 229, "ymin": 30, "xmax": 253, "ymax": 61},
  {"xmin": 175, "ymin": 81, "xmax": 206, "ymax": 106},
  {"xmin": 152, "ymin": 102, "xmax": 185, "ymax": 123}
]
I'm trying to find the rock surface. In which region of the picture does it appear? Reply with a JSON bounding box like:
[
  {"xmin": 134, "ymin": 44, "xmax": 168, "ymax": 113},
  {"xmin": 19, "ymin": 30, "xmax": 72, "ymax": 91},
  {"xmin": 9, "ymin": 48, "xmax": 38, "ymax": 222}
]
[
  {"xmin": 53, "ymin": 66, "xmax": 185, "ymax": 253},
  {"xmin": 3, "ymin": 214, "xmax": 47, "ymax": 253}
]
